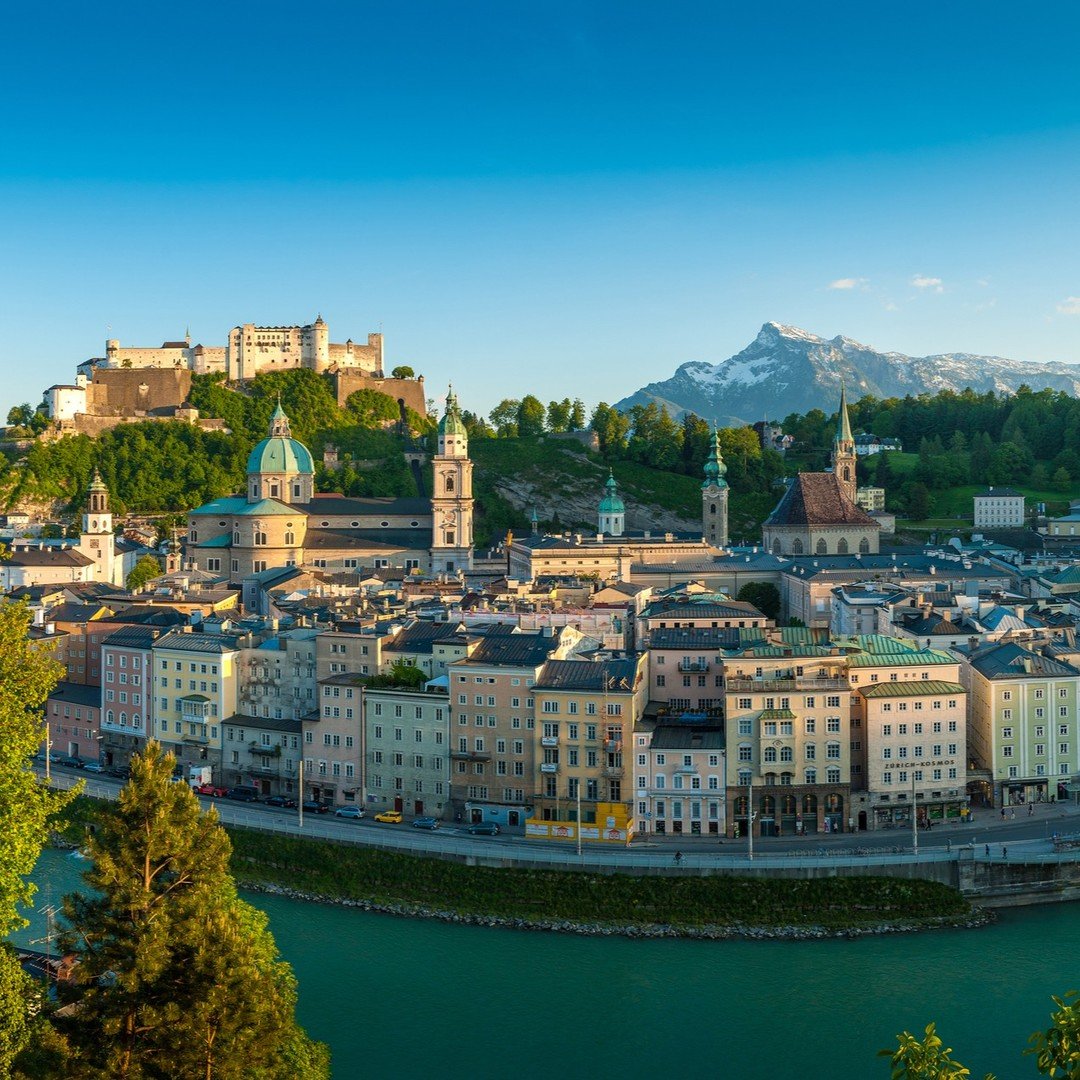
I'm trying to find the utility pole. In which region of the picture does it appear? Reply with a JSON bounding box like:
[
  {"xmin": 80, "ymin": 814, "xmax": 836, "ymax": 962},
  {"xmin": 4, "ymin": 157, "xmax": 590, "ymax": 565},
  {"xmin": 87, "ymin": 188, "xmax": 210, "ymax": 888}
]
[
  {"xmin": 298, "ymin": 758, "xmax": 305, "ymax": 829},
  {"xmin": 576, "ymin": 781, "xmax": 582, "ymax": 858},
  {"xmin": 44, "ymin": 719, "xmax": 51, "ymax": 784},
  {"xmin": 912, "ymin": 772, "xmax": 918, "ymax": 858},
  {"xmin": 748, "ymin": 774, "xmax": 754, "ymax": 861}
]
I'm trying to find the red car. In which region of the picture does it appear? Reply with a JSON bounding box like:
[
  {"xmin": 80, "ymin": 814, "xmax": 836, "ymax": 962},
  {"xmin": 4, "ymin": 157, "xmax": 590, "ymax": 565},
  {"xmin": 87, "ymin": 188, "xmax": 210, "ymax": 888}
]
[{"xmin": 195, "ymin": 783, "xmax": 228, "ymax": 798}]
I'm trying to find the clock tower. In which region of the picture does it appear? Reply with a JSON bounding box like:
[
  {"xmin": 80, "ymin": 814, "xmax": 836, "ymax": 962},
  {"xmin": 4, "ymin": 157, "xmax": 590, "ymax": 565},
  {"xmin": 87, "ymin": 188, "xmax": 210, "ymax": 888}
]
[
  {"xmin": 78, "ymin": 469, "xmax": 118, "ymax": 585},
  {"xmin": 430, "ymin": 386, "xmax": 474, "ymax": 573}
]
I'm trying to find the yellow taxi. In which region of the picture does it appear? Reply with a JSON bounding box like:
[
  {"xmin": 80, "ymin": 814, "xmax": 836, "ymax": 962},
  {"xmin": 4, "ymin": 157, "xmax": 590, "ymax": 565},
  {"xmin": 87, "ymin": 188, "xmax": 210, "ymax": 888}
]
[{"xmin": 374, "ymin": 810, "xmax": 404, "ymax": 823}]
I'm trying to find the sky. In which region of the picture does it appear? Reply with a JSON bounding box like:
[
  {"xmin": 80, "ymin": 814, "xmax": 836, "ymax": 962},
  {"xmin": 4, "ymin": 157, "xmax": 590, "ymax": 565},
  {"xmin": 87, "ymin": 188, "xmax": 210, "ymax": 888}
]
[{"xmin": 3, "ymin": 1, "xmax": 1080, "ymax": 419}]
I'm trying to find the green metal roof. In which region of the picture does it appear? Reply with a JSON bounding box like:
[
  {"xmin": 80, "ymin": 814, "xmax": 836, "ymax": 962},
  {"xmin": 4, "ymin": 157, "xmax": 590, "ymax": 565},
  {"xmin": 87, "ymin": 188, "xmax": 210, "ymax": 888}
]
[
  {"xmin": 190, "ymin": 496, "xmax": 295, "ymax": 517},
  {"xmin": 598, "ymin": 471, "xmax": 625, "ymax": 514},
  {"xmin": 246, "ymin": 435, "xmax": 314, "ymax": 476},
  {"xmin": 847, "ymin": 649, "xmax": 955, "ymax": 667},
  {"xmin": 861, "ymin": 680, "xmax": 966, "ymax": 698},
  {"xmin": 195, "ymin": 534, "xmax": 232, "ymax": 548}
]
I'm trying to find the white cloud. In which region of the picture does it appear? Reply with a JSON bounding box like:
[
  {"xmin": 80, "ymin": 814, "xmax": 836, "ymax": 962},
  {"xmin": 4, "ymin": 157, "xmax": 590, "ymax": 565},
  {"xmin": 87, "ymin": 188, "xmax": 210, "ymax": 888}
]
[
  {"xmin": 828, "ymin": 277, "xmax": 865, "ymax": 290},
  {"xmin": 911, "ymin": 274, "xmax": 944, "ymax": 292},
  {"xmin": 1057, "ymin": 297, "xmax": 1080, "ymax": 316},
  {"xmin": 883, "ymin": 300, "xmax": 899, "ymax": 312}
]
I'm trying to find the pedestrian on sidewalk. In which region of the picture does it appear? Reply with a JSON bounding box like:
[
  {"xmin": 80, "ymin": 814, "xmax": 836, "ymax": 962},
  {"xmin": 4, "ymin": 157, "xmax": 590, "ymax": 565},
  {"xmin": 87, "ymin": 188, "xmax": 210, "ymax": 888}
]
[
  {"xmin": 947, "ymin": 839, "xmax": 952, "ymax": 853},
  {"xmin": 1003, "ymin": 846, "xmax": 1008, "ymax": 858},
  {"xmin": 1029, "ymin": 803, "xmax": 1034, "ymax": 816},
  {"xmin": 985, "ymin": 844, "xmax": 990, "ymax": 857},
  {"xmin": 1011, "ymin": 808, "xmax": 1016, "ymax": 820},
  {"xmin": 1000, "ymin": 807, "xmax": 1006, "ymax": 820}
]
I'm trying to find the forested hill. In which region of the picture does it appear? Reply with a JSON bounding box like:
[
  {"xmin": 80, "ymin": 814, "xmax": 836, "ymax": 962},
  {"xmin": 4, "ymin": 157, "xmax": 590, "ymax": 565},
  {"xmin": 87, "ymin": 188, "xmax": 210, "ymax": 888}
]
[{"xmin": 3, "ymin": 377, "xmax": 1079, "ymax": 541}]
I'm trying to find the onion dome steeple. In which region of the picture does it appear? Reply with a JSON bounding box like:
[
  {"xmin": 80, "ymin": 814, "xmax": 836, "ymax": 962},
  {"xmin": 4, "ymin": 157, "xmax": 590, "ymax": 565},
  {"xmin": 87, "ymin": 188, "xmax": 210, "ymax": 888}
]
[{"xmin": 702, "ymin": 429, "xmax": 728, "ymax": 490}]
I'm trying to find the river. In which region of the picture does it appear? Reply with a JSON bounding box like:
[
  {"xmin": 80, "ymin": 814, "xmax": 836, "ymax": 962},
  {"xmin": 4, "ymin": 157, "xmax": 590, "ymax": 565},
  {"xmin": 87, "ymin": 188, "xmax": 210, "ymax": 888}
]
[{"xmin": 14, "ymin": 850, "xmax": 1078, "ymax": 1079}]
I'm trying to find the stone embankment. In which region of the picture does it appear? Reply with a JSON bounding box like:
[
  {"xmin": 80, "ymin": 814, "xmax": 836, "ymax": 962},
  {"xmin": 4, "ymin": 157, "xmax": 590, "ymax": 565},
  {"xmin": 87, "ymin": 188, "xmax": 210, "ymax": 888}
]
[{"xmin": 239, "ymin": 880, "xmax": 994, "ymax": 941}]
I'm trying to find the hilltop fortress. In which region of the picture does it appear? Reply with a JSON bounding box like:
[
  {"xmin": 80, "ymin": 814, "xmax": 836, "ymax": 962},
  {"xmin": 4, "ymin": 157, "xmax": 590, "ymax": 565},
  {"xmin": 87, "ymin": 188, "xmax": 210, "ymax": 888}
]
[{"xmin": 44, "ymin": 316, "xmax": 425, "ymax": 436}]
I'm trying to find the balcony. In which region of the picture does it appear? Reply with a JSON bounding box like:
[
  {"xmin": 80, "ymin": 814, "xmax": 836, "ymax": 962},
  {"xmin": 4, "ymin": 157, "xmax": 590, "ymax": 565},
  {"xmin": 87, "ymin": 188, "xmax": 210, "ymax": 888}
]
[
  {"xmin": 725, "ymin": 677, "xmax": 847, "ymax": 692},
  {"xmin": 603, "ymin": 738, "xmax": 622, "ymax": 752},
  {"xmin": 181, "ymin": 733, "xmax": 209, "ymax": 745},
  {"xmin": 678, "ymin": 660, "xmax": 710, "ymax": 673},
  {"xmin": 451, "ymin": 750, "xmax": 491, "ymax": 761},
  {"xmin": 248, "ymin": 742, "xmax": 282, "ymax": 758},
  {"xmin": 540, "ymin": 762, "xmax": 559, "ymax": 774},
  {"xmin": 602, "ymin": 765, "xmax": 624, "ymax": 779},
  {"xmin": 675, "ymin": 764, "xmax": 700, "ymax": 774},
  {"xmin": 541, "ymin": 735, "xmax": 559, "ymax": 748}
]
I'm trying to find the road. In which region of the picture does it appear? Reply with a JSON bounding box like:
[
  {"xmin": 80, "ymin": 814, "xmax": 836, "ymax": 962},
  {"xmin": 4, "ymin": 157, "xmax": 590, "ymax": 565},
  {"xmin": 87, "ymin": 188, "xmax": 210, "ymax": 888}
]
[{"xmin": 40, "ymin": 764, "xmax": 1080, "ymax": 869}]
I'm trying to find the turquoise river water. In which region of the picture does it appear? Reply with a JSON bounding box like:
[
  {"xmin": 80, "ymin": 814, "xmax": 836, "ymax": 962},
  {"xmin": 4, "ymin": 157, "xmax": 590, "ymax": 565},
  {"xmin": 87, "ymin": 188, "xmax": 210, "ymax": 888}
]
[{"xmin": 14, "ymin": 850, "xmax": 1078, "ymax": 1080}]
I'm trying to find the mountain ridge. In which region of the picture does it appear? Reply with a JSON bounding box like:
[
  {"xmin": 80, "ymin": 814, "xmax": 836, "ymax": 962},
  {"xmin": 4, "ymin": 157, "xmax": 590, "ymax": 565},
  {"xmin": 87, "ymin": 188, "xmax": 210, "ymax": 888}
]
[{"xmin": 615, "ymin": 322, "xmax": 1080, "ymax": 424}]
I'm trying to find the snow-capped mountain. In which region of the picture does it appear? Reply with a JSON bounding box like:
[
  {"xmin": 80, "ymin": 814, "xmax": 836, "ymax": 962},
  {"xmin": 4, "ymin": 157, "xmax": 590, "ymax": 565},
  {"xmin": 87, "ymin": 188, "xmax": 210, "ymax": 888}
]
[{"xmin": 614, "ymin": 322, "xmax": 1080, "ymax": 425}]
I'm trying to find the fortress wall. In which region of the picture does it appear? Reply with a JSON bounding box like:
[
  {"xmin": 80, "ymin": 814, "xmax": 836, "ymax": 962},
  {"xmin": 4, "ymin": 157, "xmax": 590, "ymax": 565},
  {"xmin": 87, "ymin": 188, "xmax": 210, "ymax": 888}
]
[{"xmin": 333, "ymin": 372, "xmax": 427, "ymax": 417}]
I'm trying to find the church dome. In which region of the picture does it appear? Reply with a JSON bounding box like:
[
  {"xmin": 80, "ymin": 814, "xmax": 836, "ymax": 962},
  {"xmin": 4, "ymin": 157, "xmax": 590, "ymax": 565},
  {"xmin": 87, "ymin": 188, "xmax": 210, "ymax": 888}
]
[
  {"xmin": 246, "ymin": 402, "xmax": 314, "ymax": 475},
  {"xmin": 598, "ymin": 471, "xmax": 625, "ymax": 514},
  {"xmin": 439, "ymin": 386, "xmax": 467, "ymax": 439}
]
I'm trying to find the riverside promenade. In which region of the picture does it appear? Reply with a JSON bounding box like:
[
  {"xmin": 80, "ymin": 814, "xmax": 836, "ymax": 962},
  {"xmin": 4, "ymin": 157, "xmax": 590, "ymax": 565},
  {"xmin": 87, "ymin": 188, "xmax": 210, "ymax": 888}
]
[{"xmin": 44, "ymin": 768, "xmax": 1080, "ymax": 900}]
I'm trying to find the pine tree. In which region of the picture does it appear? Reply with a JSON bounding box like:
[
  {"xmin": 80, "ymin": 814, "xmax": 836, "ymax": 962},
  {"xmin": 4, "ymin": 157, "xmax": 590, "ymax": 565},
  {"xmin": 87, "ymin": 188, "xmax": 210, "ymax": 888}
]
[
  {"xmin": 0, "ymin": 602, "xmax": 73, "ymax": 1076},
  {"xmin": 60, "ymin": 742, "xmax": 329, "ymax": 1080}
]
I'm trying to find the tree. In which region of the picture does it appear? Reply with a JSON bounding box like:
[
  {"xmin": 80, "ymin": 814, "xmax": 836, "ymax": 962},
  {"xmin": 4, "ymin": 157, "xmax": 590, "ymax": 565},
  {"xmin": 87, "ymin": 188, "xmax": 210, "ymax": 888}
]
[
  {"xmin": 0, "ymin": 603, "xmax": 73, "ymax": 1075},
  {"xmin": 390, "ymin": 365, "xmax": 415, "ymax": 379},
  {"xmin": 345, "ymin": 388, "xmax": 400, "ymax": 428},
  {"xmin": 1027, "ymin": 990, "xmax": 1080, "ymax": 1077},
  {"xmin": 126, "ymin": 554, "xmax": 162, "ymax": 592},
  {"xmin": 517, "ymin": 395, "xmax": 546, "ymax": 437},
  {"xmin": 6, "ymin": 404, "xmax": 33, "ymax": 429},
  {"xmin": 1053, "ymin": 467, "xmax": 1072, "ymax": 494},
  {"xmin": 881, "ymin": 1022, "xmax": 992, "ymax": 1080},
  {"xmin": 489, "ymin": 399, "xmax": 520, "ymax": 438},
  {"xmin": 906, "ymin": 482, "xmax": 932, "ymax": 521},
  {"xmin": 59, "ymin": 742, "xmax": 329, "ymax": 1080},
  {"xmin": 546, "ymin": 398, "xmax": 572, "ymax": 434},
  {"xmin": 737, "ymin": 582, "xmax": 781, "ymax": 621},
  {"xmin": 568, "ymin": 399, "xmax": 586, "ymax": 431}
]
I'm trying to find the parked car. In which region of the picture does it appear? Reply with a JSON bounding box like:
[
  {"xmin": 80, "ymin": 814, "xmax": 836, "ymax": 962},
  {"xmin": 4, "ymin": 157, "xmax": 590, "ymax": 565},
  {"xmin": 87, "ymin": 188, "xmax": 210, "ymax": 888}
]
[
  {"xmin": 224, "ymin": 786, "xmax": 260, "ymax": 802},
  {"xmin": 334, "ymin": 805, "xmax": 365, "ymax": 819},
  {"xmin": 412, "ymin": 817, "xmax": 440, "ymax": 830},
  {"xmin": 302, "ymin": 800, "xmax": 331, "ymax": 815},
  {"xmin": 82, "ymin": 762, "xmax": 106, "ymax": 773},
  {"xmin": 374, "ymin": 810, "xmax": 403, "ymax": 824},
  {"xmin": 60, "ymin": 757, "xmax": 83, "ymax": 769},
  {"xmin": 264, "ymin": 795, "xmax": 298, "ymax": 809},
  {"xmin": 466, "ymin": 821, "xmax": 500, "ymax": 836},
  {"xmin": 48, "ymin": 753, "xmax": 65, "ymax": 766},
  {"xmin": 107, "ymin": 766, "xmax": 131, "ymax": 780},
  {"xmin": 195, "ymin": 783, "xmax": 229, "ymax": 798}
]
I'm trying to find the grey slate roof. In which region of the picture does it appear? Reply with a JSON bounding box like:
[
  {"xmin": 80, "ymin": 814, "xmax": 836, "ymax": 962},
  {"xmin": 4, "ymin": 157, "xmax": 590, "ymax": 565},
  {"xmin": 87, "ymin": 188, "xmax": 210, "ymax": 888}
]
[
  {"xmin": 48, "ymin": 681, "xmax": 101, "ymax": 709},
  {"xmin": 534, "ymin": 657, "xmax": 641, "ymax": 692},
  {"xmin": 648, "ymin": 725, "xmax": 726, "ymax": 750},
  {"xmin": 967, "ymin": 641, "xmax": 1079, "ymax": 680}
]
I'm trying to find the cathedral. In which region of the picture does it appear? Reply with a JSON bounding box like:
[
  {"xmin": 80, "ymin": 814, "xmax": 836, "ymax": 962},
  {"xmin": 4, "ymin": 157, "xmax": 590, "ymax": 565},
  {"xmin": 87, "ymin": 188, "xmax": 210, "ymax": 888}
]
[
  {"xmin": 186, "ymin": 390, "xmax": 473, "ymax": 579},
  {"xmin": 761, "ymin": 386, "xmax": 880, "ymax": 557}
]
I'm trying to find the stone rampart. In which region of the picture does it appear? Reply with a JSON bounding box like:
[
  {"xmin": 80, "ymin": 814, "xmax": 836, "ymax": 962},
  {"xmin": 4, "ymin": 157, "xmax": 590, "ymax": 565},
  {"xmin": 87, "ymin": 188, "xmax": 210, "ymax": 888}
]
[{"xmin": 333, "ymin": 372, "xmax": 427, "ymax": 416}]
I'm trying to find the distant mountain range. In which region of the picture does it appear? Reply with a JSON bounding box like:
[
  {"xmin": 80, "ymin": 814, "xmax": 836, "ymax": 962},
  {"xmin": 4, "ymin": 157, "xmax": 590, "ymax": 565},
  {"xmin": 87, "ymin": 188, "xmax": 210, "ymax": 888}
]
[{"xmin": 615, "ymin": 322, "xmax": 1080, "ymax": 426}]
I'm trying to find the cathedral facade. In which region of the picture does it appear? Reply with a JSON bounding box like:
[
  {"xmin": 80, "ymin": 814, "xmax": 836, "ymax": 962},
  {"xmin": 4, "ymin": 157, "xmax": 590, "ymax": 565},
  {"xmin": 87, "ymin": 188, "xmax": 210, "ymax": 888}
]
[{"xmin": 186, "ymin": 391, "xmax": 473, "ymax": 580}]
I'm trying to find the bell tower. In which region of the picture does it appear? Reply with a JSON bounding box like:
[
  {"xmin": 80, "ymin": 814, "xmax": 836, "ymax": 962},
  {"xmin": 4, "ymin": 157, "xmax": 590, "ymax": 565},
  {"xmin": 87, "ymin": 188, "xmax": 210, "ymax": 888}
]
[
  {"xmin": 832, "ymin": 384, "xmax": 857, "ymax": 504},
  {"xmin": 430, "ymin": 386, "xmax": 474, "ymax": 573},
  {"xmin": 701, "ymin": 428, "xmax": 729, "ymax": 548},
  {"xmin": 78, "ymin": 469, "xmax": 118, "ymax": 584}
]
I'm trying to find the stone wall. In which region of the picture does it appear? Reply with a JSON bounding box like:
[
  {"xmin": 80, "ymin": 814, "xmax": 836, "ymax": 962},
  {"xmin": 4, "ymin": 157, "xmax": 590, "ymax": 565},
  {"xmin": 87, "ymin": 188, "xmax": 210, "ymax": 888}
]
[
  {"xmin": 86, "ymin": 367, "xmax": 193, "ymax": 415},
  {"xmin": 333, "ymin": 371, "xmax": 427, "ymax": 417}
]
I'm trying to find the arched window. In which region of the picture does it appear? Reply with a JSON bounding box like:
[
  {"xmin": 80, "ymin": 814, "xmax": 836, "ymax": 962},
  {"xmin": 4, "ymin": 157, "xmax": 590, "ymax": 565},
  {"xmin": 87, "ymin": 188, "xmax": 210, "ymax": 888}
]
[
  {"xmin": 189, "ymin": 529, "xmax": 198, "ymax": 543},
  {"xmin": 284, "ymin": 531, "xmax": 295, "ymax": 546},
  {"xmin": 836, "ymin": 538, "xmax": 848, "ymax": 554},
  {"xmin": 781, "ymin": 793, "xmax": 797, "ymax": 814},
  {"xmin": 771, "ymin": 538, "xmax": 781, "ymax": 554},
  {"xmin": 859, "ymin": 537, "xmax": 870, "ymax": 553},
  {"xmin": 736, "ymin": 770, "xmax": 751, "ymax": 787},
  {"xmin": 815, "ymin": 538, "xmax": 828, "ymax": 555},
  {"xmin": 233, "ymin": 532, "xmax": 241, "ymax": 545},
  {"xmin": 780, "ymin": 746, "xmax": 793, "ymax": 762},
  {"xmin": 764, "ymin": 746, "xmax": 777, "ymax": 763},
  {"xmin": 780, "ymin": 772, "xmax": 794, "ymax": 786},
  {"xmin": 250, "ymin": 483, "xmax": 259, "ymax": 499},
  {"xmin": 106, "ymin": 710, "xmax": 114, "ymax": 724},
  {"xmin": 842, "ymin": 465, "xmax": 850, "ymax": 482},
  {"xmin": 791, "ymin": 538, "xmax": 804, "ymax": 555},
  {"xmin": 709, "ymin": 503, "xmax": 716, "ymax": 515}
]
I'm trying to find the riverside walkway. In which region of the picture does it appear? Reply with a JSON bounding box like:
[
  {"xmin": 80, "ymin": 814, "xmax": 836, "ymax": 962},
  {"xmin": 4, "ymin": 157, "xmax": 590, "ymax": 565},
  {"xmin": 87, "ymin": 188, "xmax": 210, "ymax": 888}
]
[{"xmin": 44, "ymin": 767, "xmax": 1080, "ymax": 876}]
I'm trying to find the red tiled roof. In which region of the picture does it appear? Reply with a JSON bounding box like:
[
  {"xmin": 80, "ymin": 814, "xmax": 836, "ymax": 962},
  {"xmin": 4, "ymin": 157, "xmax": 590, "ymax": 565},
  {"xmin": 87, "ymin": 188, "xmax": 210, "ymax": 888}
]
[{"xmin": 766, "ymin": 473, "xmax": 879, "ymax": 528}]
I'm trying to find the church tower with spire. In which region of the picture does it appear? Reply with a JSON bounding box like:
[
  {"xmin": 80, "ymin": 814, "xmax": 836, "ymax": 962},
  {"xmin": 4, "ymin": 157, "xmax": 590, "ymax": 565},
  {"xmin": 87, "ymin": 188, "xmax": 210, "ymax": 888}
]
[
  {"xmin": 831, "ymin": 384, "xmax": 857, "ymax": 505},
  {"xmin": 430, "ymin": 386, "xmax": 474, "ymax": 573},
  {"xmin": 701, "ymin": 429, "xmax": 729, "ymax": 548},
  {"xmin": 78, "ymin": 469, "xmax": 118, "ymax": 584}
]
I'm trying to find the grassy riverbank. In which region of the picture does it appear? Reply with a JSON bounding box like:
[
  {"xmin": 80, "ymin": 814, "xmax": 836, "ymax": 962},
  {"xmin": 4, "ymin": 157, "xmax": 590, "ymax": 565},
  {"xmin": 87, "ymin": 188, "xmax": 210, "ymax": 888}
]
[
  {"xmin": 227, "ymin": 828, "xmax": 972, "ymax": 931},
  {"xmin": 50, "ymin": 798, "xmax": 974, "ymax": 932}
]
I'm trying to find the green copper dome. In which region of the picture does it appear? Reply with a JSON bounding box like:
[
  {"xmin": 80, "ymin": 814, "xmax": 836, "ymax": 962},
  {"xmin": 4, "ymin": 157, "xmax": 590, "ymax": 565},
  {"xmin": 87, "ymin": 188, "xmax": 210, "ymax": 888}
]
[
  {"xmin": 246, "ymin": 402, "xmax": 314, "ymax": 475},
  {"xmin": 598, "ymin": 471, "xmax": 625, "ymax": 514},
  {"xmin": 439, "ymin": 386, "xmax": 468, "ymax": 439}
]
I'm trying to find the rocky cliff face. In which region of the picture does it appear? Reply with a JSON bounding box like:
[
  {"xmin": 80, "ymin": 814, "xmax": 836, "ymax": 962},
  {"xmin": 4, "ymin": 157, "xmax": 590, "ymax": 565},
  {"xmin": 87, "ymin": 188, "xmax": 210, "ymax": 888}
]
[{"xmin": 616, "ymin": 322, "xmax": 1080, "ymax": 424}]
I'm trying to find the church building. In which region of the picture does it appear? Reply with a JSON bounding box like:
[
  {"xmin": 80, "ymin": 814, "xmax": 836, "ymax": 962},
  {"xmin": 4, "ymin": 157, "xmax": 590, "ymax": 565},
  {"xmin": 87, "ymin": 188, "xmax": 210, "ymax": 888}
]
[
  {"xmin": 762, "ymin": 386, "xmax": 880, "ymax": 557},
  {"xmin": 186, "ymin": 390, "xmax": 473, "ymax": 580}
]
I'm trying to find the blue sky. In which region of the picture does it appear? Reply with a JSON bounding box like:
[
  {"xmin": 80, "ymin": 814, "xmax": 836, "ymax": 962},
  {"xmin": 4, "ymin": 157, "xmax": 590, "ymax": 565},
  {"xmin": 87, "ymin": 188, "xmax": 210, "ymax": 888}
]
[{"xmin": 3, "ymin": 1, "xmax": 1080, "ymax": 418}]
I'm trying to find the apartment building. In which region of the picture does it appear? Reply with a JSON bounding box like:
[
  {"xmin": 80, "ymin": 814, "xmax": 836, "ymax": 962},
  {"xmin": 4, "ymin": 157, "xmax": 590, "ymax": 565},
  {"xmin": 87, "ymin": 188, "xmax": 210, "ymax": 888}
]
[
  {"xmin": 237, "ymin": 627, "xmax": 320, "ymax": 724},
  {"xmin": 222, "ymin": 715, "xmax": 304, "ymax": 798},
  {"xmin": 364, "ymin": 680, "xmax": 451, "ymax": 818},
  {"xmin": 647, "ymin": 627, "xmax": 734, "ymax": 718},
  {"xmin": 527, "ymin": 655, "xmax": 647, "ymax": 843},
  {"xmin": 100, "ymin": 626, "xmax": 165, "ymax": 769},
  {"xmin": 963, "ymin": 641, "xmax": 1080, "ymax": 807},
  {"xmin": 151, "ymin": 630, "xmax": 241, "ymax": 778},
  {"xmin": 845, "ymin": 641, "xmax": 967, "ymax": 829},
  {"xmin": 44, "ymin": 682, "xmax": 101, "ymax": 761},
  {"xmin": 723, "ymin": 644, "xmax": 852, "ymax": 836},
  {"xmin": 308, "ymin": 674, "xmax": 365, "ymax": 805},
  {"xmin": 448, "ymin": 628, "xmax": 580, "ymax": 827},
  {"xmin": 633, "ymin": 720, "xmax": 727, "ymax": 837}
]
